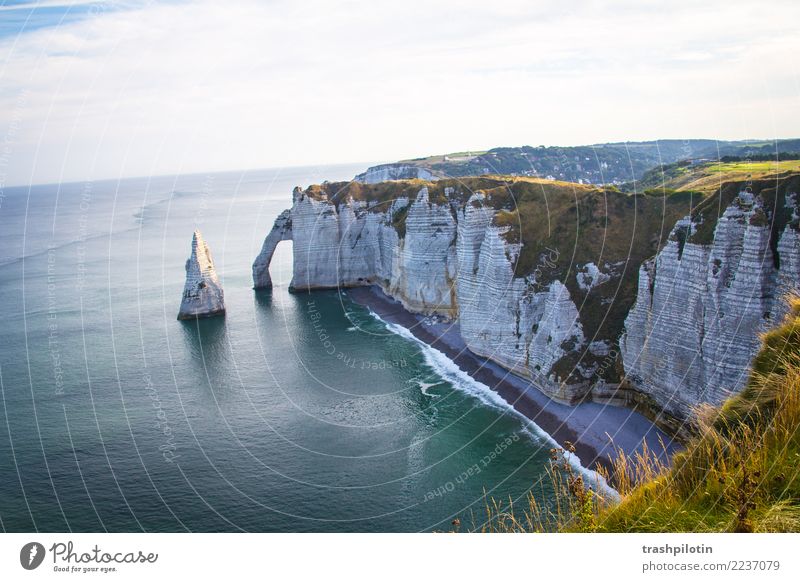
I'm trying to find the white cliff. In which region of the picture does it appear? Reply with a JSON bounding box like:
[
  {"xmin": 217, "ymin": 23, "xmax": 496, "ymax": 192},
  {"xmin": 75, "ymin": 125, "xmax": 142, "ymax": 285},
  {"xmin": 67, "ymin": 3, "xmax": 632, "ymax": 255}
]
[
  {"xmin": 290, "ymin": 189, "xmax": 343, "ymax": 290},
  {"xmin": 355, "ymin": 164, "xmax": 435, "ymax": 184},
  {"xmin": 253, "ymin": 184, "xmax": 587, "ymax": 403},
  {"xmin": 621, "ymin": 190, "xmax": 800, "ymax": 419},
  {"xmin": 775, "ymin": 193, "xmax": 800, "ymax": 322},
  {"xmin": 254, "ymin": 181, "xmax": 800, "ymax": 419},
  {"xmin": 454, "ymin": 195, "xmax": 586, "ymax": 401},
  {"xmin": 252, "ymin": 209, "xmax": 292, "ymax": 289},
  {"xmin": 178, "ymin": 230, "xmax": 226, "ymax": 320},
  {"xmin": 387, "ymin": 188, "xmax": 458, "ymax": 315}
]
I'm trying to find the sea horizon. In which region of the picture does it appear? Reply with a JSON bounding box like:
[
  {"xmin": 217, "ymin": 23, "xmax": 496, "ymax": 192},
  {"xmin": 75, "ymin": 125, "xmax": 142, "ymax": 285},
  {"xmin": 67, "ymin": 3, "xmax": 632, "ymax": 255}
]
[{"xmin": 0, "ymin": 162, "xmax": 582, "ymax": 532}]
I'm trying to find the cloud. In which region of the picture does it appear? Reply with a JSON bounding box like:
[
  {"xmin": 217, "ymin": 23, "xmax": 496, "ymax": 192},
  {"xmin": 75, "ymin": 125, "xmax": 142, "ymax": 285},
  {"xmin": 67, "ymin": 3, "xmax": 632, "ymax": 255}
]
[{"xmin": 0, "ymin": 0, "xmax": 798, "ymax": 185}]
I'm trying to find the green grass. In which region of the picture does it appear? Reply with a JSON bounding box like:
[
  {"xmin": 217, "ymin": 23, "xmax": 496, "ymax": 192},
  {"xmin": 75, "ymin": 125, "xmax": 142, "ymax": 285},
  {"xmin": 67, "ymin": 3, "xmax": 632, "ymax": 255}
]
[
  {"xmin": 630, "ymin": 159, "xmax": 800, "ymax": 195},
  {"xmin": 398, "ymin": 150, "xmax": 488, "ymax": 164},
  {"xmin": 706, "ymin": 160, "xmax": 800, "ymax": 174},
  {"xmin": 475, "ymin": 297, "xmax": 800, "ymax": 533},
  {"xmin": 595, "ymin": 298, "xmax": 800, "ymax": 532}
]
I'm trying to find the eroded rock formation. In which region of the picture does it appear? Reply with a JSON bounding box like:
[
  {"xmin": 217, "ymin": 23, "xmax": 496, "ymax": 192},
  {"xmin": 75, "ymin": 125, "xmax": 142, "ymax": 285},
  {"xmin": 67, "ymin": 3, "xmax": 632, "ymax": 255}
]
[
  {"xmin": 254, "ymin": 177, "xmax": 800, "ymax": 421},
  {"xmin": 253, "ymin": 184, "xmax": 588, "ymax": 402},
  {"xmin": 252, "ymin": 209, "xmax": 292, "ymax": 289},
  {"xmin": 178, "ymin": 230, "xmax": 226, "ymax": 320},
  {"xmin": 354, "ymin": 164, "xmax": 434, "ymax": 183},
  {"xmin": 621, "ymin": 187, "xmax": 800, "ymax": 420}
]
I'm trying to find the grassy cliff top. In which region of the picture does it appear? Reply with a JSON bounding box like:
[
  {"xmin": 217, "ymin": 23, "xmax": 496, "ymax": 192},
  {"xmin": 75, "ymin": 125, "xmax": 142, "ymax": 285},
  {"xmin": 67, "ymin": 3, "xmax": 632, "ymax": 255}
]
[
  {"xmin": 629, "ymin": 159, "xmax": 800, "ymax": 195},
  {"xmin": 363, "ymin": 139, "xmax": 800, "ymax": 185},
  {"xmin": 300, "ymin": 171, "xmax": 799, "ymax": 384},
  {"xmin": 302, "ymin": 175, "xmax": 594, "ymax": 208},
  {"xmin": 594, "ymin": 297, "xmax": 800, "ymax": 532},
  {"xmin": 477, "ymin": 297, "xmax": 800, "ymax": 532}
]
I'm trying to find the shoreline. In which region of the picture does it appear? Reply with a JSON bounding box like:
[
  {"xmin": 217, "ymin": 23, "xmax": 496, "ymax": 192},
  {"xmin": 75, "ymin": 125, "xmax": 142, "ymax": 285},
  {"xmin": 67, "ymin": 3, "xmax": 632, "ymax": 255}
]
[{"xmin": 345, "ymin": 285, "xmax": 680, "ymax": 475}]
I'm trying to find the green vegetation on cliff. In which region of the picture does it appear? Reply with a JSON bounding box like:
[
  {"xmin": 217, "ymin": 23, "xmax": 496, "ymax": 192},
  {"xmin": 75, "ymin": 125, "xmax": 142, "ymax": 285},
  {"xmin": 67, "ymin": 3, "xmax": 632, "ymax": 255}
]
[
  {"xmin": 595, "ymin": 297, "xmax": 800, "ymax": 533},
  {"xmin": 301, "ymin": 168, "xmax": 800, "ymax": 386},
  {"xmin": 360, "ymin": 138, "xmax": 800, "ymax": 186},
  {"xmin": 625, "ymin": 158, "xmax": 800, "ymax": 195},
  {"xmin": 688, "ymin": 173, "xmax": 800, "ymax": 249},
  {"xmin": 476, "ymin": 297, "xmax": 800, "ymax": 533}
]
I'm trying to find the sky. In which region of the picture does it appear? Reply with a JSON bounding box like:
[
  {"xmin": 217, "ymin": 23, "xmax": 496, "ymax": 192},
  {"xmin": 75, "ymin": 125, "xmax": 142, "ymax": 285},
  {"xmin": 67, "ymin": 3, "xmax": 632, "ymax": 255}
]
[{"xmin": 0, "ymin": 0, "xmax": 799, "ymax": 186}]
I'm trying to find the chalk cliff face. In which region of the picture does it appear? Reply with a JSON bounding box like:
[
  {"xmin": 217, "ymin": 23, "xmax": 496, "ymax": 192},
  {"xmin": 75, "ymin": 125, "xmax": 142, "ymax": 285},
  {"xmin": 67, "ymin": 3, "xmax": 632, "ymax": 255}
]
[
  {"xmin": 254, "ymin": 177, "xmax": 800, "ymax": 419},
  {"xmin": 284, "ymin": 186, "xmax": 460, "ymax": 313},
  {"xmin": 254, "ymin": 183, "xmax": 589, "ymax": 402},
  {"xmin": 454, "ymin": 194, "xmax": 586, "ymax": 401},
  {"xmin": 775, "ymin": 193, "xmax": 800, "ymax": 322},
  {"xmin": 178, "ymin": 230, "xmax": 226, "ymax": 320},
  {"xmin": 354, "ymin": 164, "xmax": 435, "ymax": 184},
  {"xmin": 253, "ymin": 209, "xmax": 292, "ymax": 289},
  {"xmin": 621, "ymin": 187, "xmax": 800, "ymax": 420}
]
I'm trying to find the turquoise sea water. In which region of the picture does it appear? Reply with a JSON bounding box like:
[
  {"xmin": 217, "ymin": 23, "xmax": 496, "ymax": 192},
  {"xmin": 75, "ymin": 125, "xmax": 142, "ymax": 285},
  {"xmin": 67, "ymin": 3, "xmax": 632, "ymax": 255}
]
[{"xmin": 0, "ymin": 164, "xmax": 557, "ymax": 532}]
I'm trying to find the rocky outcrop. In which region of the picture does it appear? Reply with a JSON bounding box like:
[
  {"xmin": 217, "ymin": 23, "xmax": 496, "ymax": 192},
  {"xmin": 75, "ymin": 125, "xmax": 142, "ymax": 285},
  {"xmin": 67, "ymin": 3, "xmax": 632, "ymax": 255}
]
[
  {"xmin": 254, "ymin": 178, "xmax": 800, "ymax": 420},
  {"xmin": 388, "ymin": 188, "xmax": 458, "ymax": 315},
  {"xmin": 775, "ymin": 193, "xmax": 800, "ymax": 322},
  {"xmin": 252, "ymin": 209, "xmax": 292, "ymax": 289},
  {"xmin": 178, "ymin": 230, "xmax": 226, "ymax": 320},
  {"xmin": 270, "ymin": 185, "xmax": 460, "ymax": 313},
  {"xmin": 354, "ymin": 164, "xmax": 435, "ymax": 183},
  {"xmin": 621, "ymin": 189, "xmax": 800, "ymax": 420},
  {"xmin": 454, "ymin": 194, "xmax": 585, "ymax": 400},
  {"xmin": 254, "ymin": 184, "xmax": 587, "ymax": 403}
]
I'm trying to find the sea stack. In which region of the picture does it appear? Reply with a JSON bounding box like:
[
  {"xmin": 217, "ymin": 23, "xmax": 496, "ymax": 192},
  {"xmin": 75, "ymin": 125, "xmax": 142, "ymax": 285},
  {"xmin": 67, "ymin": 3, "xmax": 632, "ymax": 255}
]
[{"xmin": 177, "ymin": 230, "xmax": 226, "ymax": 320}]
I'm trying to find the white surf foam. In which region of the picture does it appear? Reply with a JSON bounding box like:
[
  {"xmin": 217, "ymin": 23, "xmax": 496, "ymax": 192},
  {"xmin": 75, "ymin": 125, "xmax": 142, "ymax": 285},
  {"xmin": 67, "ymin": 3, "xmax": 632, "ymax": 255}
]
[
  {"xmin": 368, "ymin": 310, "xmax": 619, "ymax": 500},
  {"xmin": 414, "ymin": 378, "xmax": 443, "ymax": 396}
]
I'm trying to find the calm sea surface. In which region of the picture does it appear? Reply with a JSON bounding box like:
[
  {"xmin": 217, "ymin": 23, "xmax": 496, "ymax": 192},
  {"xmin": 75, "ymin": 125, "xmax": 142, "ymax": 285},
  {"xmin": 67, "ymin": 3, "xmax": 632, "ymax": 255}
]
[{"xmin": 0, "ymin": 164, "xmax": 556, "ymax": 532}]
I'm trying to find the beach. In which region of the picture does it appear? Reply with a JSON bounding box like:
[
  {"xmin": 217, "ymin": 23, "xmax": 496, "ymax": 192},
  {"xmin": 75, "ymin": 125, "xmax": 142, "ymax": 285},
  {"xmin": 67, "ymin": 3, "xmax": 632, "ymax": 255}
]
[{"xmin": 346, "ymin": 285, "xmax": 680, "ymax": 473}]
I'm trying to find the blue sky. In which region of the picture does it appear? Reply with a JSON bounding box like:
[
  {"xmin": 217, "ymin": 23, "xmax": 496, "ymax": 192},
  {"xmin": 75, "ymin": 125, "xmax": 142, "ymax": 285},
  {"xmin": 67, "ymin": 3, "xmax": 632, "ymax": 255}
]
[
  {"xmin": 0, "ymin": 1, "xmax": 124, "ymax": 38},
  {"xmin": 1, "ymin": 0, "xmax": 799, "ymax": 186}
]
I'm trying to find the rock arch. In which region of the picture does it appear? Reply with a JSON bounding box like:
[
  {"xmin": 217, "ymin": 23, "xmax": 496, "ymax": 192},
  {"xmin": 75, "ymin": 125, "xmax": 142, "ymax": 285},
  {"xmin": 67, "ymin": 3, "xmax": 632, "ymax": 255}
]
[{"xmin": 252, "ymin": 209, "xmax": 293, "ymax": 289}]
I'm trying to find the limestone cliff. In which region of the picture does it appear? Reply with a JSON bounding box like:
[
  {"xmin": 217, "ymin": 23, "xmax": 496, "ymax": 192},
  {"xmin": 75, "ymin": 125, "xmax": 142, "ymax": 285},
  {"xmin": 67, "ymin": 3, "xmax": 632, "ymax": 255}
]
[
  {"xmin": 354, "ymin": 164, "xmax": 435, "ymax": 184},
  {"xmin": 178, "ymin": 230, "xmax": 226, "ymax": 320},
  {"xmin": 621, "ymin": 179, "xmax": 800, "ymax": 420},
  {"xmin": 253, "ymin": 209, "xmax": 292, "ymax": 289},
  {"xmin": 454, "ymin": 194, "xmax": 586, "ymax": 401},
  {"xmin": 253, "ymin": 178, "xmax": 634, "ymax": 404},
  {"xmin": 253, "ymin": 175, "xmax": 800, "ymax": 422}
]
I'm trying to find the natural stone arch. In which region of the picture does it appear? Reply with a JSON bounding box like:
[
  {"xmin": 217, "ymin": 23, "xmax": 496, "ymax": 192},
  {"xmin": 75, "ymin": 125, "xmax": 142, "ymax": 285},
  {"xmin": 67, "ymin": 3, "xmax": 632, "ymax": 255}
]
[{"xmin": 252, "ymin": 209, "xmax": 293, "ymax": 289}]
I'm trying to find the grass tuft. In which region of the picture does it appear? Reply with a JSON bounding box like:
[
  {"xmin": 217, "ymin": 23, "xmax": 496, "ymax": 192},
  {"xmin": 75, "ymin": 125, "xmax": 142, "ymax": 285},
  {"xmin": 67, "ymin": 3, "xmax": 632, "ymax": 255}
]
[{"xmin": 471, "ymin": 296, "xmax": 800, "ymax": 532}]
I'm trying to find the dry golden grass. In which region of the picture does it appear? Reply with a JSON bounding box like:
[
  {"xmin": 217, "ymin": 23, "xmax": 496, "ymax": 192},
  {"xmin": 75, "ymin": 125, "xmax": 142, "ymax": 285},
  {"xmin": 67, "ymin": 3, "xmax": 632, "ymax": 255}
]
[
  {"xmin": 474, "ymin": 297, "xmax": 800, "ymax": 533},
  {"xmin": 645, "ymin": 160, "xmax": 800, "ymax": 195}
]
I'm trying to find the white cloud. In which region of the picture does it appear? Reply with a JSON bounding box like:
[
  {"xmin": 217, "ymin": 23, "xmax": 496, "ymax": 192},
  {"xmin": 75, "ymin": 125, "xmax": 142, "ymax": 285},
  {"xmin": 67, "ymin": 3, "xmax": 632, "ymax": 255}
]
[{"xmin": 0, "ymin": 0, "xmax": 798, "ymax": 185}]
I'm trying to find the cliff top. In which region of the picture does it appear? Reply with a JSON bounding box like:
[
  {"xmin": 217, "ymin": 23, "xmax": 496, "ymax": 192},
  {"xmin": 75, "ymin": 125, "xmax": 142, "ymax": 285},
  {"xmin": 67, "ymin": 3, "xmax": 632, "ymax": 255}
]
[
  {"xmin": 356, "ymin": 138, "xmax": 800, "ymax": 186},
  {"xmin": 303, "ymin": 175, "xmax": 595, "ymax": 209},
  {"xmin": 627, "ymin": 158, "xmax": 800, "ymax": 195},
  {"xmin": 296, "ymin": 171, "xmax": 800, "ymax": 382}
]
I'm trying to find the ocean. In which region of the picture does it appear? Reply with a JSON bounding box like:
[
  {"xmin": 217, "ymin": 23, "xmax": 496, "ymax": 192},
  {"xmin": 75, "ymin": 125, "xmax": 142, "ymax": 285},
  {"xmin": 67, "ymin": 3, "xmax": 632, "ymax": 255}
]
[{"xmin": 0, "ymin": 164, "xmax": 557, "ymax": 532}]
